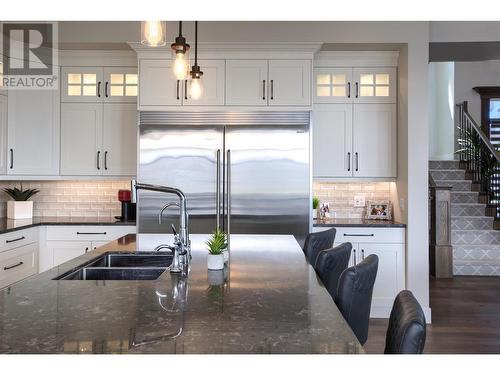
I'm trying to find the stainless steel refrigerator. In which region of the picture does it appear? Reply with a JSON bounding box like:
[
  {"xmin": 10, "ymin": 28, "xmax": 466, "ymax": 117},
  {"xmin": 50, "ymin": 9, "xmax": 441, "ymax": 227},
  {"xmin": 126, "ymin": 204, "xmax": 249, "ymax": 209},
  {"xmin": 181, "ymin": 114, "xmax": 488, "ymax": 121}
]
[{"xmin": 137, "ymin": 111, "xmax": 311, "ymax": 237}]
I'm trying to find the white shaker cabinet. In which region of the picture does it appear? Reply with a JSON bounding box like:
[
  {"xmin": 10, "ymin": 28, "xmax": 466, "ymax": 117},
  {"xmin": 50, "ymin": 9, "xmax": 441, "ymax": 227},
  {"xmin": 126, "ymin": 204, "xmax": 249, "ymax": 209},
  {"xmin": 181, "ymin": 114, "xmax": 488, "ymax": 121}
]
[
  {"xmin": 225, "ymin": 60, "xmax": 268, "ymax": 106},
  {"xmin": 314, "ymin": 68, "xmax": 353, "ymax": 104},
  {"xmin": 312, "ymin": 226, "xmax": 405, "ymax": 318},
  {"xmin": 183, "ymin": 60, "xmax": 225, "ymax": 106},
  {"xmin": 313, "ymin": 104, "xmax": 352, "ymax": 178},
  {"xmin": 102, "ymin": 104, "xmax": 137, "ymax": 176},
  {"xmin": 139, "ymin": 59, "xmax": 182, "ymax": 107},
  {"xmin": 268, "ymin": 60, "xmax": 311, "ymax": 106},
  {"xmin": 352, "ymin": 104, "xmax": 397, "ymax": 178},
  {"xmin": 61, "ymin": 103, "xmax": 103, "ymax": 175},
  {"xmin": 61, "ymin": 103, "xmax": 137, "ymax": 176},
  {"xmin": 7, "ymin": 89, "xmax": 60, "ymax": 175},
  {"xmin": 0, "ymin": 95, "xmax": 7, "ymax": 175}
]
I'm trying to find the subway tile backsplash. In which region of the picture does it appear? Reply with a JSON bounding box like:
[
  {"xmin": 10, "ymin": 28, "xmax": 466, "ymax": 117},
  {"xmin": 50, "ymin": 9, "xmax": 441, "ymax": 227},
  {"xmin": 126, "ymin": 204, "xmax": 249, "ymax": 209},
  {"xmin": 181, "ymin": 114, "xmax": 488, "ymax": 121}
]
[
  {"xmin": 0, "ymin": 180, "xmax": 130, "ymax": 218},
  {"xmin": 313, "ymin": 181, "xmax": 391, "ymax": 219}
]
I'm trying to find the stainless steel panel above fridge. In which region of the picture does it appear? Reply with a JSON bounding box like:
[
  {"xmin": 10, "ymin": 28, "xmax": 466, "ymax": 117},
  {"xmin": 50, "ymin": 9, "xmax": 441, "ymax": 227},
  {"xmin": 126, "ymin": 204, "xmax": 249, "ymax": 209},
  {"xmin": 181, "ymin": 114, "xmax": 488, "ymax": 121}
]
[{"xmin": 138, "ymin": 112, "xmax": 311, "ymax": 237}]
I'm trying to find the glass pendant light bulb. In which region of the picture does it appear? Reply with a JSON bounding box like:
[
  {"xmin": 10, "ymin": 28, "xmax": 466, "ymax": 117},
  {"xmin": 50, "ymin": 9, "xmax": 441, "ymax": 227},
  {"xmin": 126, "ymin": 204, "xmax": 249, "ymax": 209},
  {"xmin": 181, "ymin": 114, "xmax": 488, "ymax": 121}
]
[
  {"xmin": 141, "ymin": 21, "xmax": 166, "ymax": 47},
  {"xmin": 173, "ymin": 53, "xmax": 189, "ymax": 80},
  {"xmin": 190, "ymin": 78, "xmax": 203, "ymax": 100}
]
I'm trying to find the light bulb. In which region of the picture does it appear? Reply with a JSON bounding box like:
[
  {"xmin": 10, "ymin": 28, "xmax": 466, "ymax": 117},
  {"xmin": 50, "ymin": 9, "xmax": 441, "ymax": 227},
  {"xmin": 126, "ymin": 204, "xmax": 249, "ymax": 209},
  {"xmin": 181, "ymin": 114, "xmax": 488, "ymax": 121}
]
[
  {"xmin": 141, "ymin": 21, "xmax": 166, "ymax": 47},
  {"xmin": 173, "ymin": 53, "xmax": 189, "ymax": 80},
  {"xmin": 190, "ymin": 78, "xmax": 203, "ymax": 100}
]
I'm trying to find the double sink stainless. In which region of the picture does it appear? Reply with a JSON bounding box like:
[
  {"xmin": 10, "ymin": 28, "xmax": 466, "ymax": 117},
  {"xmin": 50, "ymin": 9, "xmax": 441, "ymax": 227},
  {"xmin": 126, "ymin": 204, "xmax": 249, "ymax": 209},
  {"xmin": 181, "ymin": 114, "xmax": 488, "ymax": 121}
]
[{"xmin": 53, "ymin": 252, "xmax": 173, "ymax": 281}]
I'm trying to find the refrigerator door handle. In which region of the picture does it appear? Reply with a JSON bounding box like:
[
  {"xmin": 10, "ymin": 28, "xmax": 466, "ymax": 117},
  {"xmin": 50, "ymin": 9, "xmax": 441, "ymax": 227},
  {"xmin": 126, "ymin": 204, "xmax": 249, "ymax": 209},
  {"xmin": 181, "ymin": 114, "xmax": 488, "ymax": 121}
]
[
  {"xmin": 216, "ymin": 149, "xmax": 221, "ymax": 229},
  {"xmin": 227, "ymin": 149, "xmax": 231, "ymax": 241}
]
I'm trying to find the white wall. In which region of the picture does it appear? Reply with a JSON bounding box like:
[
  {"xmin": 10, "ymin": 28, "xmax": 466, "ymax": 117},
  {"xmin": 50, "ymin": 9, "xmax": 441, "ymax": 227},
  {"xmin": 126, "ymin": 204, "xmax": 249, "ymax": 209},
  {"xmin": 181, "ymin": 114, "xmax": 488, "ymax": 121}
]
[
  {"xmin": 58, "ymin": 20, "xmax": 432, "ymax": 319},
  {"xmin": 429, "ymin": 62, "xmax": 455, "ymax": 160},
  {"xmin": 430, "ymin": 21, "xmax": 500, "ymax": 42},
  {"xmin": 455, "ymin": 60, "xmax": 500, "ymax": 122}
]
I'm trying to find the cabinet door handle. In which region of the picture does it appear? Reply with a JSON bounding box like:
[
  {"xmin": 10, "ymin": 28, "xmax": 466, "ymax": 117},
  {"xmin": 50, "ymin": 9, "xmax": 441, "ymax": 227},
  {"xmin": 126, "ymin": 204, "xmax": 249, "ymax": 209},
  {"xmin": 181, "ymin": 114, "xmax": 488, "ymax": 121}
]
[
  {"xmin": 104, "ymin": 151, "xmax": 108, "ymax": 170},
  {"xmin": 105, "ymin": 82, "xmax": 109, "ymax": 98},
  {"xmin": 270, "ymin": 79, "xmax": 274, "ymax": 100},
  {"xmin": 176, "ymin": 80, "xmax": 180, "ymax": 100},
  {"xmin": 184, "ymin": 80, "xmax": 188, "ymax": 100},
  {"xmin": 343, "ymin": 233, "xmax": 374, "ymax": 237},
  {"xmin": 4, "ymin": 261, "xmax": 23, "ymax": 271},
  {"xmin": 361, "ymin": 249, "xmax": 365, "ymax": 260},
  {"xmin": 355, "ymin": 82, "xmax": 359, "ymax": 98},
  {"xmin": 347, "ymin": 82, "xmax": 351, "ymax": 98},
  {"xmin": 262, "ymin": 80, "xmax": 266, "ymax": 100},
  {"xmin": 85, "ymin": 247, "xmax": 89, "ymax": 253},
  {"xmin": 9, "ymin": 149, "xmax": 13, "ymax": 169},
  {"xmin": 6, "ymin": 236, "xmax": 25, "ymax": 243},
  {"xmin": 353, "ymin": 249, "xmax": 357, "ymax": 265},
  {"xmin": 347, "ymin": 152, "xmax": 351, "ymax": 172},
  {"xmin": 355, "ymin": 152, "xmax": 359, "ymax": 172},
  {"xmin": 77, "ymin": 232, "xmax": 107, "ymax": 235},
  {"xmin": 97, "ymin": 151, "xmax": 101, "ymax": 170},
  {"xmin": 97, "ymin": 81, "xmax": 102, "ymax": 98}
]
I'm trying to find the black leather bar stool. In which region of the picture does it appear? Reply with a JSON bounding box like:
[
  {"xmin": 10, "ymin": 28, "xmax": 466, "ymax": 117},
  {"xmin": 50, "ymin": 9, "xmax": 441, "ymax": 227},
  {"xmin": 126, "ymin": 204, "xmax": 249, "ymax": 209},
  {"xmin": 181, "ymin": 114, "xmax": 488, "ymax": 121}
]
[
  {"xmin": 384, "ymin": 290, "xmax": 426, "ymax": 354},
  {"xmin": 303, "ymin": 227, "xmax": 336, "ymax": 264},
  {"xmin": 314, "ymin": 242, "xmax": 352, "ymax": 300},
  {"xmin": 335, "ymin": 254, "xmax": 378, "ymax": 345}
]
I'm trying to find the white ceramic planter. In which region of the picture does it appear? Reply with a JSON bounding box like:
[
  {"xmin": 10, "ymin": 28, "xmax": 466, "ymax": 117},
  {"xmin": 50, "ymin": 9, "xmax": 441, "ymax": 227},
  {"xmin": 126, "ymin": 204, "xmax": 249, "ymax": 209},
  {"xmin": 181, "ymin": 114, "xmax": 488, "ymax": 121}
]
[
  {"xmin": 207, "ymin": 254, "xmax": 224, "ymax": 270},
  {"xmin": 312, "ymin": 209, "xmax": 317, "ymax": 219},
  {"xmin": 7, "ymin": 201, "xmax": 33, "ymax": 219}
]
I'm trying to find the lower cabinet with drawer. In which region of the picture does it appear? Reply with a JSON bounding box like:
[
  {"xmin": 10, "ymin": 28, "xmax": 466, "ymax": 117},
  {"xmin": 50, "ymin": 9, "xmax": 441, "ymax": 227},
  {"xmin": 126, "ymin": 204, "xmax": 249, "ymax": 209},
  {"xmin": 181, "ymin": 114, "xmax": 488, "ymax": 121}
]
[
  {"xmin": 313, "ymin": 225, "xmax": 405, "ymax": 318},
  {"xmin": 0, "ymin": 242, "xmax": 38, "ymax": 289},
  {"xmin": 40, "ymin": 225, "xmax": 135, "ymax": 272}
]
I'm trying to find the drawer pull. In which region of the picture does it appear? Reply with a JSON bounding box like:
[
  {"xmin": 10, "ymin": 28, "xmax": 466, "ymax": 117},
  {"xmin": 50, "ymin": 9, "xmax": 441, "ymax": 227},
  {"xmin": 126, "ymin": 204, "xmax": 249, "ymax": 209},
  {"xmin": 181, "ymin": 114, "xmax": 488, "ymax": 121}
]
[
  {"xmin": 6, "ymin": 236, "xmax": 25, "ymax": 243},
  {"xmin": 76, "ymin": 232, "xmax": 107, "ymax": 235},
  {"xmin": 343, "ymin": 233, "xmax": 374, "ymax": 237},
  {"xmin": 4, "ymin": 261, "xmax": 24, "ymax": 270}
]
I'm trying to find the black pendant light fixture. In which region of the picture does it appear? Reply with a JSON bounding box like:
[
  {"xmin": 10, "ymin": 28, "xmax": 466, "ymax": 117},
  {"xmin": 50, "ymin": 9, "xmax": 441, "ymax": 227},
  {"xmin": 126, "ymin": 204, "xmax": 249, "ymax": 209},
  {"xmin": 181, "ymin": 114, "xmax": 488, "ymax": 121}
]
[
  {"xmin": 171, "ymin": 21, "xmax": 190, "ymax": 80},
  {"xmin": 189, "ymin": 21, "xmax": 203, "ymax": 100}
]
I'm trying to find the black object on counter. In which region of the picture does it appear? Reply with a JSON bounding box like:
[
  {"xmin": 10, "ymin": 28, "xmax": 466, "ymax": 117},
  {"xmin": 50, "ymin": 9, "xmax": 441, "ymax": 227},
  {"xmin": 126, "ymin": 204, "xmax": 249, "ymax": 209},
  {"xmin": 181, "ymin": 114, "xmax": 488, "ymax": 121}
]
[{"xmin": 116, "ymin": 202, "xmax": 136, "ymax": 222}]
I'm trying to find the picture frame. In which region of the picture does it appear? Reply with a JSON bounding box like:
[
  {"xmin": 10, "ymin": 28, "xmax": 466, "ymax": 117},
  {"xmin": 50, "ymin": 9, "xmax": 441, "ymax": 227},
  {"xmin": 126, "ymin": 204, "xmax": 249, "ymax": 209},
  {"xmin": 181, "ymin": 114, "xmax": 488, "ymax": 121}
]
[{"xmin": 365, "ymin": 200, "xmax": 392, "ymax": 220}]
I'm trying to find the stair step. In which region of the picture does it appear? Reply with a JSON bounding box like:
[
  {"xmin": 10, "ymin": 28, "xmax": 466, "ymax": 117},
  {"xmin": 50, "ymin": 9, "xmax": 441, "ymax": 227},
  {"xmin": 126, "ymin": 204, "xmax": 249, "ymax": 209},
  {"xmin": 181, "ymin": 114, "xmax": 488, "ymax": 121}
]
[
  {"xmin": 451, "ymin": 191, "xmax": 479, "ymax": 204},
  {"xmin": 453, "ymin": 245, "xmax": 500, "ymax": 275},
  {"xmin": 430, "ymin": 169, "xmax": 466, "ymax": 180},
  {"xmin": 452, "ymin": 230, "xmax": 500, "ymax": 245},
  {"xmin": 429, "ymin": 160, "xmax": 461, "ymax": 170},
  {"xmin": 433, "ymin": 179, "xmax": 472, "ymax": 191},
  {"xmin": 451, "ymin": 203, "xmax": 486, "ymax": 217},
  {"xmin": 451, "ymin": 216, "xmax": 494, "ymax": 230}
]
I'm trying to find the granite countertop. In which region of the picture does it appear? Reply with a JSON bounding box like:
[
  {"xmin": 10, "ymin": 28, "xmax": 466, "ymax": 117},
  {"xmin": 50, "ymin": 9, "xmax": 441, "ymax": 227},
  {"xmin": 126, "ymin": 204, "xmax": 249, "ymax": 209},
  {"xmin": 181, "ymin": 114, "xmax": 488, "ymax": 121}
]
[
  {"xmin": 0, "ymin": 233, "xmax": 363, "ymax": 354},
  {"xmin": 0, "ymin": 216, "xmax": 136, "ymax": 235},
  {"xmin": 313, "ymin": 218, "xmax": 406, "ymax": 228}
]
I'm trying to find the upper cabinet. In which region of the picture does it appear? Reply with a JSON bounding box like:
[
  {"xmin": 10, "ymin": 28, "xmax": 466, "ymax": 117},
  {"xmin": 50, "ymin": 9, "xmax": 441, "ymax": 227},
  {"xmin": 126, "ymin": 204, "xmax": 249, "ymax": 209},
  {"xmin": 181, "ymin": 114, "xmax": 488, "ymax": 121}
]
[
  {"xmin": 225, "ymin": 59, "xmax": 311, "ymax": 106},
  {"xmin": 314, "ymin": 67, "xmax": 396, "ymax": 104},
  {"xmin": 7, "ymin": 89, "xmax": 60, "ymax": 176},
  {"xmin": 139, "ymin": 59, "xmax": 225, "ymax": 108},
  {"xmin": 61, "ymin": 67, "xmax": 138, "ymax": 104},
  {"xmin": 0, "ymin": 95, "xmax": 7, "ymax": 175}
]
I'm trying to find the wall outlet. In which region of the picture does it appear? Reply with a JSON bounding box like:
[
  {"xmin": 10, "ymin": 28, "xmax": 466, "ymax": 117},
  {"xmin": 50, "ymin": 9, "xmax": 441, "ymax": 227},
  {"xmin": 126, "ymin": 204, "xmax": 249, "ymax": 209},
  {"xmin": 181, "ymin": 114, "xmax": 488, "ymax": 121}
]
[{"xmin": 354, "ymin": 195, "xmax": 366, "ymax": 207}]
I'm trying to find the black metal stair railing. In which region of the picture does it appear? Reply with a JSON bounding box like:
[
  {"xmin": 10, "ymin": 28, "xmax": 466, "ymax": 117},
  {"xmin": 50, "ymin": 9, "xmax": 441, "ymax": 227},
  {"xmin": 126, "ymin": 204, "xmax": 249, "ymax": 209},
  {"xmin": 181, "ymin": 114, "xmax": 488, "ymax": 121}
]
[{"xmin": 456, "ymin": 101, "xmax": 500, "ymax": 219}]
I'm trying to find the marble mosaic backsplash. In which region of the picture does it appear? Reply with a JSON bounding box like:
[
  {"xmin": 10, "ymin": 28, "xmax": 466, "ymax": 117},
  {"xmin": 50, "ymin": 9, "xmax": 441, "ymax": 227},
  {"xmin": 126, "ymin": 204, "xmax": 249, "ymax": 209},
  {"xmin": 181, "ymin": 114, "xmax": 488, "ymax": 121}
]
[
  {"xmin": 0, "ymin": 180, "xmax": 130, "ymax": 218},
  {"xmin": 313, "ymin": 181, "xmax": 392, "ymax": 219}
]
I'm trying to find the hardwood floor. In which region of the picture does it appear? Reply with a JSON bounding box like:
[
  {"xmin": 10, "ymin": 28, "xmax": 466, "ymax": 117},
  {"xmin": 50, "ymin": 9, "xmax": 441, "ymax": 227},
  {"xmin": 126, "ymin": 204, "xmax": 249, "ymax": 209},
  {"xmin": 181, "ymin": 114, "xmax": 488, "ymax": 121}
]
[{"xmin": 364, "ymin": 276, "xmax": 500, "ymax": 354}]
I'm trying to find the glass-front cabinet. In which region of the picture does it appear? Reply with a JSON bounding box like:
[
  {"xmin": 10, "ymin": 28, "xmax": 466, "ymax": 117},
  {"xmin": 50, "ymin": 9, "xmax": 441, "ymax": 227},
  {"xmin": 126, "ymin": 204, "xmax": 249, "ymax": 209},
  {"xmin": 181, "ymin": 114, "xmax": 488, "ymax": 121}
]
[
  {"xmin": 61, "ymin": 67, "xmax": 138, "ymax": 103},
  {"xmin": 313, "ymin": 67, "xmax": 396, "ymax": 104}
]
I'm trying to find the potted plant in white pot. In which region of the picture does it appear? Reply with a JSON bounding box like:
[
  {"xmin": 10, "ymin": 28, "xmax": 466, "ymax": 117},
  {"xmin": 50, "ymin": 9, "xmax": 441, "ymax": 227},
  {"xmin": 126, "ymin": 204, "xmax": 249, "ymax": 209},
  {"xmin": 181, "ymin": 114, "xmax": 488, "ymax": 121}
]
[
  {"xmin": 206, "ymin": 228, "xmax": 227, "ymax": 270},
  {"xmin": 312, "ymin": 197, "xmax": 320, "ymax": 220},
  {"xmin": 3, "ymin": 184, "xmax": 39, "ymax": 219}
]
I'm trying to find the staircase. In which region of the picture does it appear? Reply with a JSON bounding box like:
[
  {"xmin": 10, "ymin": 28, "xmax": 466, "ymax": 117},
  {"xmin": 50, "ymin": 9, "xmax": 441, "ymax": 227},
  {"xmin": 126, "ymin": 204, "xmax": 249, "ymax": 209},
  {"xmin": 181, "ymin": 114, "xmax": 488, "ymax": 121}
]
[{"xmin": 430, "ymin": 160, "xmax": 500, "ymax": 275}]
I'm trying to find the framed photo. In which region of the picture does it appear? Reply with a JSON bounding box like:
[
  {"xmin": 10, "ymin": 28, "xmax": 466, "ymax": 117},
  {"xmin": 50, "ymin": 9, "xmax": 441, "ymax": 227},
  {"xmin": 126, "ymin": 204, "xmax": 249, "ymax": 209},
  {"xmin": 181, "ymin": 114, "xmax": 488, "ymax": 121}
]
[{"xmin": 365, "ymin": 200, "xmax": 392, "ymax": 220}]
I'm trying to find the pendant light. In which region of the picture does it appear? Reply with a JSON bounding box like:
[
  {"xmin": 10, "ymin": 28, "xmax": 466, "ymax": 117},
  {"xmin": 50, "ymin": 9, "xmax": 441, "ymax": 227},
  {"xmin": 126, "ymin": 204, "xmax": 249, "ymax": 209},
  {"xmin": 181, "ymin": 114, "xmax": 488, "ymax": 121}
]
[
  {"xmin": 171, "ymin": 21, "xmax": 190, "ymax": 80},
  {"xmin": 189, "ymin": 21, "xmax": 203, "ymax": 100},
  {"xmin": 141, "ymin": 21, "xmax": 166, "ymax": 47}
]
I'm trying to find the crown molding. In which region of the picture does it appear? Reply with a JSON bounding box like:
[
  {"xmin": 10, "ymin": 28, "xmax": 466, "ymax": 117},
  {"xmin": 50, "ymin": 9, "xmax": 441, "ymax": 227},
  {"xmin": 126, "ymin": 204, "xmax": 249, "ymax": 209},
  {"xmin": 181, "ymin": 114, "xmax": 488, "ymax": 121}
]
[
  {"xmin": 128, "ymin": 42, "xmax": 322, "ymax": 60},
  {"xmin": 314, "ymin": 51, "xmax": 399, "ymax": 67}
]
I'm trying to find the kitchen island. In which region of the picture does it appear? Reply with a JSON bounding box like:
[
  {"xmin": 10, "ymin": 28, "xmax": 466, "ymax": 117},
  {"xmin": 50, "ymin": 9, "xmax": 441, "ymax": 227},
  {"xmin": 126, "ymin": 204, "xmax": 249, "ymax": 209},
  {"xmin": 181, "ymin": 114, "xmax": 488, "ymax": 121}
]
[{"xmin": 0, "ymin": 234, "xmax": 363, "ymax": 354}]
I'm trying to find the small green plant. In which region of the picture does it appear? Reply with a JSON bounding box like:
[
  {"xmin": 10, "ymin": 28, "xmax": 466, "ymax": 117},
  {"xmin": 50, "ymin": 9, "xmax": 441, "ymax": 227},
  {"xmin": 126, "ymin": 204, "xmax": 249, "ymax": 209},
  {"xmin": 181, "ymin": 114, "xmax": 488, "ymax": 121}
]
[
  {"xmin": 206, "ymin": 229, "xmax": 227, "ymax": 255},
  {"xmin": 312, "ymin": 197, "xmax": 320, "ymax": 210},
  {"xmin": 3, "ymin": 183, "xmax": 39, "ymax": 201}
]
